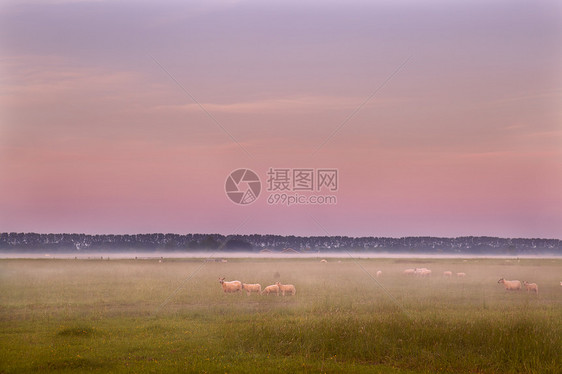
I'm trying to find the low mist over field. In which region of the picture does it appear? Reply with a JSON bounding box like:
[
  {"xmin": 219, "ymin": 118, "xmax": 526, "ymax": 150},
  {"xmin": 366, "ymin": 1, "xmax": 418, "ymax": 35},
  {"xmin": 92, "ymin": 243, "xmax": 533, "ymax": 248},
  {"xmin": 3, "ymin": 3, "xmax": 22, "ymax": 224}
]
[{"xmin": 1, "ymin": 257, "xmax": 561, "ymax": 372}]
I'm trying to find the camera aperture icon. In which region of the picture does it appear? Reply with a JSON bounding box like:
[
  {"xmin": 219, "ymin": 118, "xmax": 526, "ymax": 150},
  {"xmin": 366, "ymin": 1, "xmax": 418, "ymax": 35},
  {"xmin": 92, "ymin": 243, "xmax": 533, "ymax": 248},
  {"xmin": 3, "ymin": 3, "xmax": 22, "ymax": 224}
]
[{"xmin": 225, "ymin": 169, "xmax": 261, "ymax": 205}]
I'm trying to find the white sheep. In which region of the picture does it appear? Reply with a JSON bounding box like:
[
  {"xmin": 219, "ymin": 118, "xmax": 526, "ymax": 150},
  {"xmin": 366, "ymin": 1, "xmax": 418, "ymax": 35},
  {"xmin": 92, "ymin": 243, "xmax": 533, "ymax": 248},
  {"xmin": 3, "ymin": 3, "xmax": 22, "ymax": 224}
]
[
  {"xmin": 443, "ymin": 271, "xmax": 452, "ymax": 277},
  {"xmin": 403, "ymin": 268, "xmax": 416, "ymax": 276},
  {"xmin": 523, "ymin": 281, "xmax": 538, "ymax": 294},
  {"xmin": 497, "ymin": 278, "xmax": 521, "ymax": 291},
  {"xmin": 320, "ymin": 259, "xmax": 328, "ymax": 263},
  {"xmin": 415, "ymin": 268, "xmax": 432, "ymax": 277},
  {"xmin": 262, "ymin": 284, "xmax": 279, "ymax": 295},
  {"xmin": 241, "ymin": 283, "xmax": 262, "ymax": 295},
  {"xmin": 456, "ymin": 272, "xmax": 466, "ymax": 277},
  {"xmin": 218, "ymin": 277, "xmax": 242, "ymax": 293},
  {"xmin": 376, "ymin": 270, "xmax": 382, "ymax": 278},
  {"xmin": 275, "ymin": 282, "xmax": 296, "ymax": 296}
]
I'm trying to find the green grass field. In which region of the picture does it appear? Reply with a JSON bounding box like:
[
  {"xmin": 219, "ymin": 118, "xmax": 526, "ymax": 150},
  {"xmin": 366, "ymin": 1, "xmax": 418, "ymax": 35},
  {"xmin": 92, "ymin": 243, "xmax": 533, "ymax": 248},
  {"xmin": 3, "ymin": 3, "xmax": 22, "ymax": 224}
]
[{"xmin": 1, "ymin": 257, "xmax": 561, "ymax": 373}]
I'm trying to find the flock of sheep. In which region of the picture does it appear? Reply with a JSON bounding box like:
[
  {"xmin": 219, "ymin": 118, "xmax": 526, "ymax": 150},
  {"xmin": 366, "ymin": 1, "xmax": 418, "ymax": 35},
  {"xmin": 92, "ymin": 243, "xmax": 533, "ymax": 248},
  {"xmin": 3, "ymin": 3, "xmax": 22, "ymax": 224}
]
[
  {"xmin": 218, "ymin": 277, "xmax": 296, "ymax": 296},
  {"xmin": 402, "ymin": 268, "xmax": 466, "ymax": 277},
  {"xmin": 497, "ymin": 278, "xmax": 539, "ymax": 294},
  {"xmin": 219, "ymin": 266, "xmax": 557, "ymax": 296},
  {"xmin": 401, "ymin": 268, "xmax": 544, "ymax": 295}
]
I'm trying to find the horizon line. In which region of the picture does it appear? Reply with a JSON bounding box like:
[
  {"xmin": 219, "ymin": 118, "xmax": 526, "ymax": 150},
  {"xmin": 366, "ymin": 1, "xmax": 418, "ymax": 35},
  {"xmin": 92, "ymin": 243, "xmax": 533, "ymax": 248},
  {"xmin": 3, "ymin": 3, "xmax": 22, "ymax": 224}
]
[{"xmin": 2, "ymin": 232, "xmax": 561, "ymax": 241}]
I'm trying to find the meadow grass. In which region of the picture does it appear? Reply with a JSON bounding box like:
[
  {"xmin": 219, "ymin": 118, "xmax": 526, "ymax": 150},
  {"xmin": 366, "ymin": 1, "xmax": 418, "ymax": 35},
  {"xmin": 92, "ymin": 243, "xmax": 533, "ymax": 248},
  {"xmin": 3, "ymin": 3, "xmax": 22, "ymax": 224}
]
[{"xmin": 0, "ymin": 257, "xmax": 561, "ymax": 373}]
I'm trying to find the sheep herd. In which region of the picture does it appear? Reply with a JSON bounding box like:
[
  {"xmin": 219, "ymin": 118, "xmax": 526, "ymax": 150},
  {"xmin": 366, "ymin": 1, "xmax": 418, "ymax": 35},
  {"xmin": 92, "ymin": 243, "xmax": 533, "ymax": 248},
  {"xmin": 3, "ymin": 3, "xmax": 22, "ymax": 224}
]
[
  {"xmin": 219, "ymin": 277, "xmax": 296, "ymax": 296},
  {"xmin": 403, "ymin": 268, "xmax": 469, "ymax": 278},
  {"xmin": 219, "ymin": 267, "xmax": 550, "ymax": 297},
  {"xmin": 402, "ymin": 269, "xmax": 542, "ymax": 295},
  {"xmin": 496, "ymin": 278, "xmax": 539, "ymax": 294}
]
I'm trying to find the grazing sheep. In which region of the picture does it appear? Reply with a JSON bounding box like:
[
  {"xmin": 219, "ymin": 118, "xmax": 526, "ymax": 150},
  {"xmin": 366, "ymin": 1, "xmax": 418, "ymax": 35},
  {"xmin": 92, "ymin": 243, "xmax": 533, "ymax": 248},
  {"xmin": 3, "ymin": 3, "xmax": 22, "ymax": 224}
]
[
  {"xmin": 403, "ymin": 268, "xmax": 416, "ymax": 276},
  {"xmin": 456, "ymin": 272, "xmax": 466, "ymax": 277},
  {"xmin": 218, "ymin": 277, "xmax": 242, "ymax": 293},
  {"xmin": 262, "ymin": 284, "xmax": 279, "ymax": 295},
  {"xmin": 320, "ymin": 259, "xmax": 328, "ymax": 263},
  {"xmin": 241, "ymin": 283, "xmax": 262, "ymax": 295},
  {"xmin": 275, "ymin": 282, "xmax": 296, "ymax": 296},
  {"xmin": 497, "ymin": 278, "xmax": 521, "ymax": 291},
  {"xmin": 443, "ymin": 271, "xmax": 453, "ymax": 277},
  {"xmin": 415, "ymin": 268, "xmax": 432, "ymax": 277},
  {"xmin": 376, "ymin": 270, "xmax": 382, "ymax": 278},
  {"xmin": 523, "ymin": 281, "xmax": 538, "ymax": 294}
]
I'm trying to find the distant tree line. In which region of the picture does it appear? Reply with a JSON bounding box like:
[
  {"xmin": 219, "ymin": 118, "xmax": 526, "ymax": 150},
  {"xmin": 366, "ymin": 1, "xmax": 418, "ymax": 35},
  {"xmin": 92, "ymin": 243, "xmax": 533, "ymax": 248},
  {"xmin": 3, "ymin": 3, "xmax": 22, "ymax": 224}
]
[{"xmin": 0, "ymin": 232, "xmax": 561, "ymax": 255}]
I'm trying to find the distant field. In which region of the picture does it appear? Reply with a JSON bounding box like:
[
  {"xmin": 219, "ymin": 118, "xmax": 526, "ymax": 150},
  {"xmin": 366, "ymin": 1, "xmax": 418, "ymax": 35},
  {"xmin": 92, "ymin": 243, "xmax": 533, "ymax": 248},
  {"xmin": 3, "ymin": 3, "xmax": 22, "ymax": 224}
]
[{"xmin": 1, "ymin": 258, "xmax": 561, "ymax": 373}]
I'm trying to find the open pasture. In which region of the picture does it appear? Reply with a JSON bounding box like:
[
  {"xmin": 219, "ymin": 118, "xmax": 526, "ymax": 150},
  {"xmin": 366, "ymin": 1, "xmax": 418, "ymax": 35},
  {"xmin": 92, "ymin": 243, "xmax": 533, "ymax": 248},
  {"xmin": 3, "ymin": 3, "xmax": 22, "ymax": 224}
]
[{"xmin": 1, "ymin": 257, "xmax": 561, "ymax": 373}]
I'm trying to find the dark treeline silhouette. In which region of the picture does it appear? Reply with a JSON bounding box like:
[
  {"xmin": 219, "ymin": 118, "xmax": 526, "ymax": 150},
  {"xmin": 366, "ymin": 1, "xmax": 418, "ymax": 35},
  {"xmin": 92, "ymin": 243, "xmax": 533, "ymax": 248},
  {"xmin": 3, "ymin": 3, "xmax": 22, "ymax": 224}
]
[{"xmin": 1, "ymin": 232, "xmax": 561, "ymax": 255}]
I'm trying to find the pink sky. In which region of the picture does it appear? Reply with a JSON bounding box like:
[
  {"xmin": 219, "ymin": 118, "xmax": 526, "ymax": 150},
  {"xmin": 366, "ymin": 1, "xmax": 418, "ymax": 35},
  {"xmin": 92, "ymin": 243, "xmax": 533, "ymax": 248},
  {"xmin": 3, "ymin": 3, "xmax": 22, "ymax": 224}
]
[{"xmin": 1, "ymin": 0, "xmax": 561, "ymax": 238}]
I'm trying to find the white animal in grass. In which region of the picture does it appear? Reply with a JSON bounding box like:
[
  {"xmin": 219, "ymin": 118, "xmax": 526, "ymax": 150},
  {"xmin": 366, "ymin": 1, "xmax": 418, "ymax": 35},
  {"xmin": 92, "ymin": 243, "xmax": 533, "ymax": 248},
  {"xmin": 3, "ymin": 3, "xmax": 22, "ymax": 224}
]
[
  {"xmin": 241, "ymin": 283, "xmax": 261, "ymax": 295},
  {"xmin": 262, "ymin": 284, "xmax": 279, "ymax": 295},
  {"xmin": 415, "ymin": 268, "xmax": 432, "ymax": 277},
  {"xmin": 403, "ymin": 268, "xmax": 416, "ymax": 276},
  {"xmin": 443, "ymin": 271, "xmax": 452, "ymax": 277},
  {"xmin": 275, "ymin": 282, "xmax": 296, "ymax": 296},
  {"xmin": 456, "ymin": 272, "xmax": 466, "ymax": 277},
  {"xmin": 497, "ymin": 278, "xmax": 521, "ymax": 291},
  {"xmin": 376, "ymin": 270, "xmax": 382, "ymax": 278},
  {"xmin": 218, "ymin": 277, "xmax": 242, "ymax": 293},
  {"xmin": 523, "ymin": 281, "xmax": 538, "ymax": 295},
  {"xmin": 320, "ymin": 259, "xmax": 328, "ymax": 263}
]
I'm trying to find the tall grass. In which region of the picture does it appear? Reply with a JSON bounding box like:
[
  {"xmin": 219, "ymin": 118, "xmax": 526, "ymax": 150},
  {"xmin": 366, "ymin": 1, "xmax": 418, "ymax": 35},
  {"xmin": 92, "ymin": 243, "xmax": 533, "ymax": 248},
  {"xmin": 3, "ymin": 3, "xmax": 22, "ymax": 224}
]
[{"xmin": 1, "ymin": 258, "xmax": 561, "ymax": 373}]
